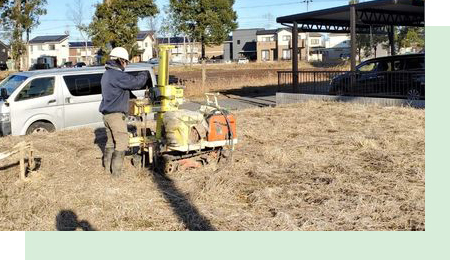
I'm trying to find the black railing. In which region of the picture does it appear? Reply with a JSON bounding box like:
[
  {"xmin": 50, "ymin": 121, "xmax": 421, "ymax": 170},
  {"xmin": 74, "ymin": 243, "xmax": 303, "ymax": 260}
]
[{"xmin": 278, "ymin": 70, "xmax": 425, "ymax": 100}]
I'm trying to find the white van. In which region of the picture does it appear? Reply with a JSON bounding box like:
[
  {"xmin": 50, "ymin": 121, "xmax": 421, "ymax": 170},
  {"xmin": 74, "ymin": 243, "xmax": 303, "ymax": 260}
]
[{"xmin": 0, "ymin": 64, "xmax": 156, "ymax": 136}]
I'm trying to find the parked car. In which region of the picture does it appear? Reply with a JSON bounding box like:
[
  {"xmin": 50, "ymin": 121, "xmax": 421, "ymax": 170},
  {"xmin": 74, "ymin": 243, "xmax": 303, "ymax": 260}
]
[
  {"xmin": 0, "ymin": 64, "xmax": 156, "ymax": 136},
  {"xmin": 237, "ymin": 58, "xmax": 249, "ymax": 64},
  {"xmin": 32, "ymin": 63, "xmax": 50, "ymax": 70},
  {"xmin": 147, "ymin": 58, "xmax": 159, "ymax": 65},
  {"xmin": 329, "ymin": 54, "xmax": 425, "ymax": 100},
  {"xmin": 0, "ymin": 62, "xmax": 8, "ymax": 71},
  {"xmin": 62, "ymin": 61, "xmax": 73, "ymax": 68},
  {"xmin": 75, "ymin": 62, "xmax": 86, "ymax": 68}
]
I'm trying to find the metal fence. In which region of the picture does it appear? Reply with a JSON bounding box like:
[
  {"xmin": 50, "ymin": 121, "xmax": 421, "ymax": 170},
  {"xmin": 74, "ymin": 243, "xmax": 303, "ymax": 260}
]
[{"xmin": 278, "ymin": 70, "xmax": 425, "ymax": 100}]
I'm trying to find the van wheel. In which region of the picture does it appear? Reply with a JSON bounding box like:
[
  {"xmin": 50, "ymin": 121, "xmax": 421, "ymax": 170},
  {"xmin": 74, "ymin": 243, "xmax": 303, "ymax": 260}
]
[{"xmin": 26, "ymin": 122, "xmax": 55, "ymax": 135}]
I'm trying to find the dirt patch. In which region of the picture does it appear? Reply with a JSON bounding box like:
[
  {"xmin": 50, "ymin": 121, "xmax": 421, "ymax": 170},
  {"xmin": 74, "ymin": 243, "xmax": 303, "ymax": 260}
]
[{"xmin": 0, "ymin": 101, "xmax": 424, "ymax": 230}]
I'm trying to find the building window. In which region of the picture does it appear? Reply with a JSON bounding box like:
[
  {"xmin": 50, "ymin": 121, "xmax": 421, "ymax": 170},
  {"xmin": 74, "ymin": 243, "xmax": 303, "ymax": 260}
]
[
  {"xmin": 282, "ymin": 49, "xmax": 291, "ymax": 60},
  {"xmin": 262, "ymin": 37, "xmax": 272, "ymax": 42},
  {"xmin": 237, "ymin": 40, "xmax": 241, "ymax": 45},
  {"xmin": 145, "ymin": 42, "xmax": 148, "ymax": 48},
  {"xmin": 261, "ymin": 50, "xmax": 270, "ymax": 61},
  {"xmin": 2, "ymin": 48, "xmax": 5, "ymax": 53},
  {"xmin": 282, "ymin": 35, "xmax": 291, "ymax": 41},
  {"xmin": 49, "ymin": 44, "xmax": 55, "ymax": 50},
  {"xmin": 311, "ymin": 39, "xmax": 320, "ymax": 45},
  {"xmin": 38, "ymin": 45, "xmax": 44, "ymax": 51}
]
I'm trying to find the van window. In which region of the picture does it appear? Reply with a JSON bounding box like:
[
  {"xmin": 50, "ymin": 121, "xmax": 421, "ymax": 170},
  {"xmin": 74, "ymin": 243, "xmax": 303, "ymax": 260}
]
[
  {"xmin": 0, "ymin": 75, "xmax": 28, "ymax": 96},
  {"xmin": 63, "ymin": 73, "xmax": 102, "ymax": 96},
  {"xmin": 15, "ymin": 77, "xmax": 55, "ymax": 101}
]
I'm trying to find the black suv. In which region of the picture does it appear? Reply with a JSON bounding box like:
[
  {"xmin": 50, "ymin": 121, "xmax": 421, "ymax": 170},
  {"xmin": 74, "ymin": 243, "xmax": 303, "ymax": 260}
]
[{"xmin": 329, "ymin": 54, "xmax": 425, "ymax": 100}]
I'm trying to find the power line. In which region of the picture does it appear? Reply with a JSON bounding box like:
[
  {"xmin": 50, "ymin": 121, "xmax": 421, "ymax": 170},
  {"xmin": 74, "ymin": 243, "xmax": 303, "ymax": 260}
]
[{"xmin": 235, "ymin": 0, "xmax": 347, "ymax": 9}]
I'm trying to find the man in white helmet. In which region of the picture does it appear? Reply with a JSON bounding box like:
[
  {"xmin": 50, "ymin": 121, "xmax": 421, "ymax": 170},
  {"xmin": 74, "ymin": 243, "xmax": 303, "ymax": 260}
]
[{"xmin": 99, "ymin": 47, "xmax": 148, "ymax": 177}]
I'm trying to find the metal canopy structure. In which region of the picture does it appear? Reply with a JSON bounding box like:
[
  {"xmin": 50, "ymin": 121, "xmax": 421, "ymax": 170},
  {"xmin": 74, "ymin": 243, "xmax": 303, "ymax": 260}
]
[
  {"xmin": 277, "ymin": 0, "xmax": 424, "ymax": 34},
  {"xmin": 276, "ymin": 0, "xmax": 424, "ymax": 90}
]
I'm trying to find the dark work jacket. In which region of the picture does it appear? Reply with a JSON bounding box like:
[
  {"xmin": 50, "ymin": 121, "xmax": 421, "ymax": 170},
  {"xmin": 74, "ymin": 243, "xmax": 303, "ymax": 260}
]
[{"xmin": 99, "ymin": 60, "xmax": 148, "ymax": 114}]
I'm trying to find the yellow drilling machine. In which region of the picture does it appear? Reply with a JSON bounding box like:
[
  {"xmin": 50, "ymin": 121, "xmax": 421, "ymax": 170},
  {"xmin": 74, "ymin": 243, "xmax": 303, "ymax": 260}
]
[{"xmin": 128, "ymin": 45, "xmax": 238, "ymax": 174}]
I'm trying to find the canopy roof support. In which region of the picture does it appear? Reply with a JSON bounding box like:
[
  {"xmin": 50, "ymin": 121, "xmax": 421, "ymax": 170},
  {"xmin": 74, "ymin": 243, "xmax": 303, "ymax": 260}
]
[{"xmin": 276, "ymin": 0, "xmax": 424, "ymax": 92}]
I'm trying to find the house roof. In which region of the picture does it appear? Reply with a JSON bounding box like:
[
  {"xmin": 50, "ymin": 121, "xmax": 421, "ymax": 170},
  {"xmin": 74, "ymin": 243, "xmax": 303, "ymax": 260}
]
[
  {"xmin": 0, "ymin": 40, "xmax": 8, "ymax": 49},
  {"xmin": 137, "ymin": 31, "xmax": 154, "ymax": 41},
  {"xmin": 69, "ymin": 42, "xmax": 94, "ymax": 48},
  {"xmin": 29, "ymin": 35, "xmax": 69, "ymax": 44},
  {"xmin": 309, "ymin": 33, "xmax": 323, "ymax": 37},
  {"xmin": 157, "ymin": 37, "xmax": 187, "ymax": 44},
  {"xmin": 256, "ymin": 29, "xmax": 278, "ymax": 36},
  {"xmin": 234, "ymin": 28, "xmax": 265, "ymax": 31}
]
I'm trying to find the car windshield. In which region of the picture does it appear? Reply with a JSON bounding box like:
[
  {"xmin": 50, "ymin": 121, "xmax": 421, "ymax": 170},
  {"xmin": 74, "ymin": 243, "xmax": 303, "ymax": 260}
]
[{"xmin": 0, "ymin": 75, "xmax": 28, "ymax": 98}]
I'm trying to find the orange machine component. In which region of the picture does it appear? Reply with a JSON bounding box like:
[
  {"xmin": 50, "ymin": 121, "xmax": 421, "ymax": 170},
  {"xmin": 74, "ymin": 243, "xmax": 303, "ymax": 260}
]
[{"xmin": 207, "ymin": 114, "xmax": 237, "ymax": 142}]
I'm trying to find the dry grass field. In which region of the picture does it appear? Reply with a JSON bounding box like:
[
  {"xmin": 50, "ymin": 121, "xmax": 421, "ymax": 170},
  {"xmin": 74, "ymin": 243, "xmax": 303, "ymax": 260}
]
[
  {"xmin": 171, "ymin": 61, "xmax": 349, "ymax": 97},
  {"xmin": 0, "ymin": 101, "xmax": 424, "ymax": 231}
]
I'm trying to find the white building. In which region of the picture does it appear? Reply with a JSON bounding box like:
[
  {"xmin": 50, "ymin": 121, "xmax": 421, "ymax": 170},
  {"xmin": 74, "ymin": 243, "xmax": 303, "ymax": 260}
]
[
  {"xmin": 321, "ymin": 33, "xmax": 351, "ymax": 62},
  {"xmin": 28, "ymin": 35, "xmax": 69, "ymax": 69},
  {"xmin": 133, "ymin": 31, "xmax": 154, "ymax": 62}
]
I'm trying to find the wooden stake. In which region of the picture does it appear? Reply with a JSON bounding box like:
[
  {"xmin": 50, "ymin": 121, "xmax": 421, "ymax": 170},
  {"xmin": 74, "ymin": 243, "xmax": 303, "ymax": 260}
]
[{"xmin": 19, "ymin": 148, "xmax": 26, "ymax": 181}]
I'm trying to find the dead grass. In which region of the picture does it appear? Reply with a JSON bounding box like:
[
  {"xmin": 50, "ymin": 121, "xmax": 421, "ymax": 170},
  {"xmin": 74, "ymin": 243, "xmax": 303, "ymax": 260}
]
[
  {"xmin": 171, "ymin": 62, "xmax": 349, "ymax": 97},
  {"xmin": 0, "ymin": 71, "xmax": 11, "ymax": 81},
  {"xmin": 0, "ymin": 101, "xmax": 424, "ymax": 230}
]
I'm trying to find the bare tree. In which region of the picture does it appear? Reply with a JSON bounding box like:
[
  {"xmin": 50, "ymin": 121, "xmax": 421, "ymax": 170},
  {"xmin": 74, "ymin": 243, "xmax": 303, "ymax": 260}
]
[{"xmin": 66, "ymin": 0, "xmax": 90, "ymax": 65}]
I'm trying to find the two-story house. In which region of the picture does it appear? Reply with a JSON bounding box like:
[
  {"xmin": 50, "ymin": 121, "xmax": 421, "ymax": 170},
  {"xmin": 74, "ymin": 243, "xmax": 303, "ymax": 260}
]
[
  {"xmin": 307, "ymin": 33, "xmax": 324, "ymax": 61},
  {"xmin": 256, "ymin": 28, "xmax": 307, "ymax": 62},
  {"xmin": 28, "ymin": 35, "xmax": 69, "ymax": 68},
  {"xmin": 157, "ymin": 37, "xmax": 224, "ymax": 63},
  {"xmin": 0, "ymin": 40, "xmax": 9, "ymax": 64},
  {"xmin": 232, "ymin": 28, "xmax": 264, "ymax": 61},
  {"xmin": 132, "ymin": 31, "xmax": 155, "ymax": 63},
  {"xmin": 68, "ymin": 41, "xmax": 98, "ymax": 65},
  {"xmin": 158, "ymin": 37, "xmax": 199, "ymax": 64}
]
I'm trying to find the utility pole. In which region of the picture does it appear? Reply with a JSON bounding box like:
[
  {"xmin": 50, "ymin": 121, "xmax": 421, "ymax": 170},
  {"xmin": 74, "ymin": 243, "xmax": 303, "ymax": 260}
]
[{"xmin": 302, "ymin": 0, "xmax": 313, "ymax": 62}]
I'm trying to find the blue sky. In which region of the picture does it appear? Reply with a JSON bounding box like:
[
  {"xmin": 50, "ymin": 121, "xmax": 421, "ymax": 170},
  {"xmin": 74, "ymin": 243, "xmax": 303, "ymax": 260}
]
[{"xmin": 26, "ymin": 0, "xmax": 356, "ymax": 41}]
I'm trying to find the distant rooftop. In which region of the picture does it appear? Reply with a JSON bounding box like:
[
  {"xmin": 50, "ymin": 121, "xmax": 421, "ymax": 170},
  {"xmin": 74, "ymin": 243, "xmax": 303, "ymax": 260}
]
[
  {"xmin": 29, "ymin": 35, "xmax": 69, "ymax": 44},
  {"xmin": 256, "ymin": 29, "xmax": 278, "ymax": 35},
  {"xmin": 69, "ymin": 42, "xmax": 94, "ymax": 48},
  {"xmin": 157, "ymin": 37, "xmax": 187, "ymax": 44},
  {"xmin": 137, "ymin": 31, "xmax": 154, "ymax": 41}
]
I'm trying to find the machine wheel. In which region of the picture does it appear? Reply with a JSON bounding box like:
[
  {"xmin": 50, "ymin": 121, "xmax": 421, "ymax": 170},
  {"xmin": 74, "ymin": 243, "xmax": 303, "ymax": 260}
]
[
  {"xmin": 155, "ymin": 154, "xmax": 178, "ymax": 175},
  {"xmin": 131, "ymin": 154, "xmax": 142, "ymax": 169},
  {"xmin": 26, "ymin": 121, "xmax": 55, "ymax": 135},
  {"xmin": 163, "ymin": 160, "xmax": 178, "ymax": 175}
]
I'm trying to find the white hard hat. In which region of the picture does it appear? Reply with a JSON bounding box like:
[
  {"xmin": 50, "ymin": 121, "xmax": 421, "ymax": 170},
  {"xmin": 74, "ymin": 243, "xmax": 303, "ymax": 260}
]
[{"xmin": 110, "ymin": 47, "xmax": 129, "ymax": 62}]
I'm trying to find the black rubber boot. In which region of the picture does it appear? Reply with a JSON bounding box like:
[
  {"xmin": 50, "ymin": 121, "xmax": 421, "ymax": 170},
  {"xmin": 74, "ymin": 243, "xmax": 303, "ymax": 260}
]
[
  {"xmin": 111, "ymin": 150, "xmax": 126, "ymax": 177},
  {"xmin": 103, "ymin": 147, "xmax": 114, "ymax": 174}
]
